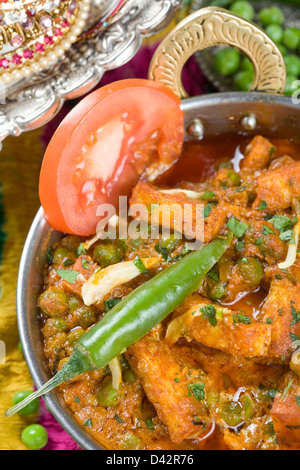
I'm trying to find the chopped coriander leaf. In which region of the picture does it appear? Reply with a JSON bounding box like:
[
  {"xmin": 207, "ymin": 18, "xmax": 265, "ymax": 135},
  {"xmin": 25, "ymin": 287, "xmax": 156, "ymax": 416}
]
[
  {"xmin": 188, "ymin": 383, "xmax": 205, "ymax": 401},
  {"xmin": 233, "ymin": 186, "xmax": 246, "ymax": 193},
  {"xmin": 201, "ymin": 190, "xmax": 217, "ymax": 201},
  {"xmin": 240, "ymin": 257, "xmax": 249, "ymax": 264},
  {"xmin": 235, "ymin": 313, "xmax": 252, "ymax": 324},
  {"xmin": 258, "ymin": 200, "xmax": 267, "ymax": 211},
  {"xmin": 74, "ymin": 396, "xmax": 80, "ymax": 403},
  {"xmin": 54, "ymin": 269, "xmax": 80, "ymax": 284},
  {"xmin": 235, "ymin": 241, "xmax": 245, "ymax": 251},
  {"xmin": 296, "ymin": 396, "xmax": 300, "ymax": 407},
  {"xmin": 290, "ymin": 302, "xmax": 300, "ymax": 326},
  {"xmin": 155, "ymin": 243, "xmax": 171, "ymax": 262},
  {"xmin": 115, "ymin": 414, "xmax": 124, "ymax": 424},
  {"xmin": 104, "ymin": 298, "xmax": 122, "ymax": 313},
  {"xmin": 290, "ymin": 333, "xmax": 300, "ymax": 342},
  {"xmin": 81, "ymin": 257, "xmax": 92, "ymax": 270},
  {"xmin": 281, "ymin": 355, "xmax": 286, "ymax": 363},
  {"xmin": 174, "ymin": 378, "xmax": 180, "ymax": 383},
  {"xmin": 255, "ymin": 238, "xmax": 263, "ymax": 246},
  {"xmin": 279, "ymin": 230, "xmax": 294, "ymax": 243},
  {"xmin": 266, "ymin": 318, "xmax": 273, "ymax": 324},
  {"xmin": 267, "ymin": 389, "xmax": 278, "ymax": 399},
  {"xmin": 275, "ymin": 274, "xmax": 282, "ymax": 280},
  {"xmin": 133, "ymin": 255, "xmax": 148, "ymax": 274},
  {"xmin": 146, "ymin": 419, "xmax": 155, "ymax": 430},
  {"xmin": 269, "ymin": 146, "xmax": 276, "ymax": 155},
  {"xmin": 77, "ymin": 243, "xmax": 86, "ymax": 255},
  {"xmin": 200, "ymin": 304, "xmax": 217, "ymax": 327},
  {"xmin": 226, "ymin": 217, "xmax": 248, "ymax": 238},
  {"xmin": 83, "ymin": 418, "xmax": 92, "ymax": 427},
  {"xmin": 202, "ymin": 204, "xmax": 212, "ymax": 219},
  {"xmin": 262, "ymin": 225, "xmax": 274, "ymax": 235},
  {"xmin": 271, "ymin": 215, "xmax": 294, "ymax": 232}
]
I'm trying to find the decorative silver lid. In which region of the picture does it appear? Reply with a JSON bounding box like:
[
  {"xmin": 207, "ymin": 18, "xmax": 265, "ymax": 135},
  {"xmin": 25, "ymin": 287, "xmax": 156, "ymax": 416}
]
[{"xmin": 0, "ymin": 0, "xmax": 180, "ymax": 144}]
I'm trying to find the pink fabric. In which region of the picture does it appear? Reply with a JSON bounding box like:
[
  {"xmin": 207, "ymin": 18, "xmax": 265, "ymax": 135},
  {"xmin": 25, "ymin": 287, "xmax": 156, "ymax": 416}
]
[
  {"xmin": 39, "ymin": 44, "xmax": 207, "ymax": 450},
  {"xmin": 38, "ymin": 399, "xmax": 81, "ymax": 450}
]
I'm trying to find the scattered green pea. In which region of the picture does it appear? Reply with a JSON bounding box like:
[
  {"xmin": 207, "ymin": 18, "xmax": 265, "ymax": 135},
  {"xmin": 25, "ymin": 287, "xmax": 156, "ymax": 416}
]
[
  {"xmin": 230, "ymin": 1, "xmax": 255, "ymax": 21},
  {"xmin": 258, "ymin": 7, "xmax": 284, "ymax": 27},
  {"xmin": 234, "ymin": 70, "xmax": 254, "ymax": 91},
  {"xmin": 284, "ymin": 54, "xmax": 300, "ymax": 77},
  {"xmin": 21, "ymin": 424, "xmax": 48, "ymax": 450},
  {"xmin": 214, "ymin": 48, "xmax": 241, "ymax": 76},
  {"xmin": 265, "ymin": 24, "xmax": 283, "ymax": 44},
  {"xmin": 282, "ymin": 28, "xmax": 300, "ymax": 51}
]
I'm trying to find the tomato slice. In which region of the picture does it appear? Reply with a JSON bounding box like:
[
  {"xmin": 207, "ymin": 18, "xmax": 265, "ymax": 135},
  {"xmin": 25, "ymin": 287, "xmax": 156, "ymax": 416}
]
[{"xmin": 39, "ymin": 79, "xmax": 184, "ymax": 236}]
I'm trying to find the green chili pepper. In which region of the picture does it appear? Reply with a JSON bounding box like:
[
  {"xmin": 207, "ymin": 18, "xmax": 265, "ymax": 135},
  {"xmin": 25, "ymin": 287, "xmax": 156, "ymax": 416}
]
[{"xmin": 6, "ymin": 233, "xmax": 232, "ymax": 417}]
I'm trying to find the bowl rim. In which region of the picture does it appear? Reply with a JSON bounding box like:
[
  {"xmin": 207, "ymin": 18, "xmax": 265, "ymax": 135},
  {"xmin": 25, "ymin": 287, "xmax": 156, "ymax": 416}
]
[{"xmin": 16, "ymin": 91, "xmax": 299, "ymax": 450}]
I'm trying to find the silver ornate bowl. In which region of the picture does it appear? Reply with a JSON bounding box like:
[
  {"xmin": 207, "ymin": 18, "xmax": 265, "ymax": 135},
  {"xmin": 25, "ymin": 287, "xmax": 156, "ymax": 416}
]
[{"xmin": 0, "ymin": 0, "xmax": 180, "ymax": 144}]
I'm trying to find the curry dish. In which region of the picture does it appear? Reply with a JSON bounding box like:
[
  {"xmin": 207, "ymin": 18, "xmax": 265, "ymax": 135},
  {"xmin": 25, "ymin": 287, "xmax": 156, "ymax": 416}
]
[{"xmin": 38, "ymin": 134, "xmax": 300, "ymax": 450}]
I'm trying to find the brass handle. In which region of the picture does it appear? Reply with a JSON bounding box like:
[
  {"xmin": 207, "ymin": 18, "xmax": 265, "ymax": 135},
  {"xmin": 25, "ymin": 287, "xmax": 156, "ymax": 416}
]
[{"xmin": 149, "ymin": 7, "xmax": 286, "ymax": 98}]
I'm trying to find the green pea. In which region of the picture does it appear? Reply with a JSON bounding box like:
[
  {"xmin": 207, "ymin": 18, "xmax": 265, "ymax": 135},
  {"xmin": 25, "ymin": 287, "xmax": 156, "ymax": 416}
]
[
  {"xmin": 12, "ymin": 390, "xmax": 40, "ymax": 416},
  {"xmin": 61, "ymin": 235, "xmax": 81, "ymax": 251},
  {"xmin": 75, "ymin": 306, "xmax": 96, "ymax": 329},
  {"xmin": 258, "ymin": 7, "xmax": 284, "ymax": 26},
  {"xmin": 159, "ymin": 234, "xmax": 181, "ymax": 252},
  {"xmin": 42, "ymin": 317, "xmax": 67, "ymax": 338},
  {"xmin": 221, "ymin": 401, "xmax": 243, "ymax": 427},
  {"xmin": 282, "ymin": 28, "xmax": 300, "ymax": 51},
  {"xmin": 284, "ymin": 54, "xmax": 300, "ymax": 77},
  {"xmin": 234, "ymin": 70, "xmax": 254, "ymax": 91},
  {"xmin": 265, "ymin": 24, "xmax": 283, "ymax": 44},
  {"xmin": 240, "ymin": 56, "xmax": 253, "ymax": 72},
  {"xmin": 121, "ymin": 432, "xmax": 143, "ymax": 450},
  {"xmin": 208, "ymin": 281, "xmax": 227, "ymax": 301},
  {"xmin": 119, "ymin": 355, "xmax": 130, "ymax": 372},
  {"xmin": 238, "ymin": 257, "xmax": 264, "ymax": 286},
  {"xmin": 240, "ymin": 392, "xmax": 255, "ymax": 420},
  {"xmin": 52, "ymin": 247, "xmax": 76, "ymax": 266},
  {"xmin": 38, "ymin": 288, "xmax": 68, "ymax": 317},
  {"xmin": 98, "ymin": 376, "xmax": 123, "ymax": 408},
  {"xmin": 21, "ymin": 424, "xmax": 48, "ymax": 450},
  {"xmin": 214, "ymin": 47, "xmax": 241, "ymax": 76},
  {"xmin": 124, "ymin": 238, "xmax": 145, "ymax": 252},
  {"xmin": 230, "ymin": 1, "xmax": 254, "ymax": 21},
  {"xmin": 284, "ymin": 75, "xmax": 300, "ymax": 96},
  {"xmin": 93, "ymin": 242, "xmax": 123, "ymax": 267},
  {"xmin": 67, "ymin": 327, "xmax": 85, "ymax": 345},
  {"xmin": 123, "ymin": 370, "xmax": 136, "ymax": 384},
  {"xmin": 226, "ymin": 170, "xmax": 241, "ymax": 186},
  {"xmin": 68, "ymin": 295, "xmax": 82, "ymax": 312}
]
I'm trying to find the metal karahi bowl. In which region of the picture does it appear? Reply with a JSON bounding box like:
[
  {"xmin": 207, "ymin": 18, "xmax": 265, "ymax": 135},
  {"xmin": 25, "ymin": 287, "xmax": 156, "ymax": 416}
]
[{"xmin": 17, "ymin": 7, "xmax": 300, "ymax": 450}]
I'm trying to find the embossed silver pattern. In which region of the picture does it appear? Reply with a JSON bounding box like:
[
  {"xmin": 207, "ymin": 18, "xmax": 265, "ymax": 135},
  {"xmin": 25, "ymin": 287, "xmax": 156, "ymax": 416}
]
[{"xmin": 0, "ymin": 0, "xmax": 180, "ymax": 144}]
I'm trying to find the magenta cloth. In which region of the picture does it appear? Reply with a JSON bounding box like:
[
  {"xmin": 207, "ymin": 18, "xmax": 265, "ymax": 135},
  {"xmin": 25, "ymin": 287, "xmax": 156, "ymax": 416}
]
[{"xmin": 39, "ymin": 43, "xmax": 207, "ymax": 450}]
